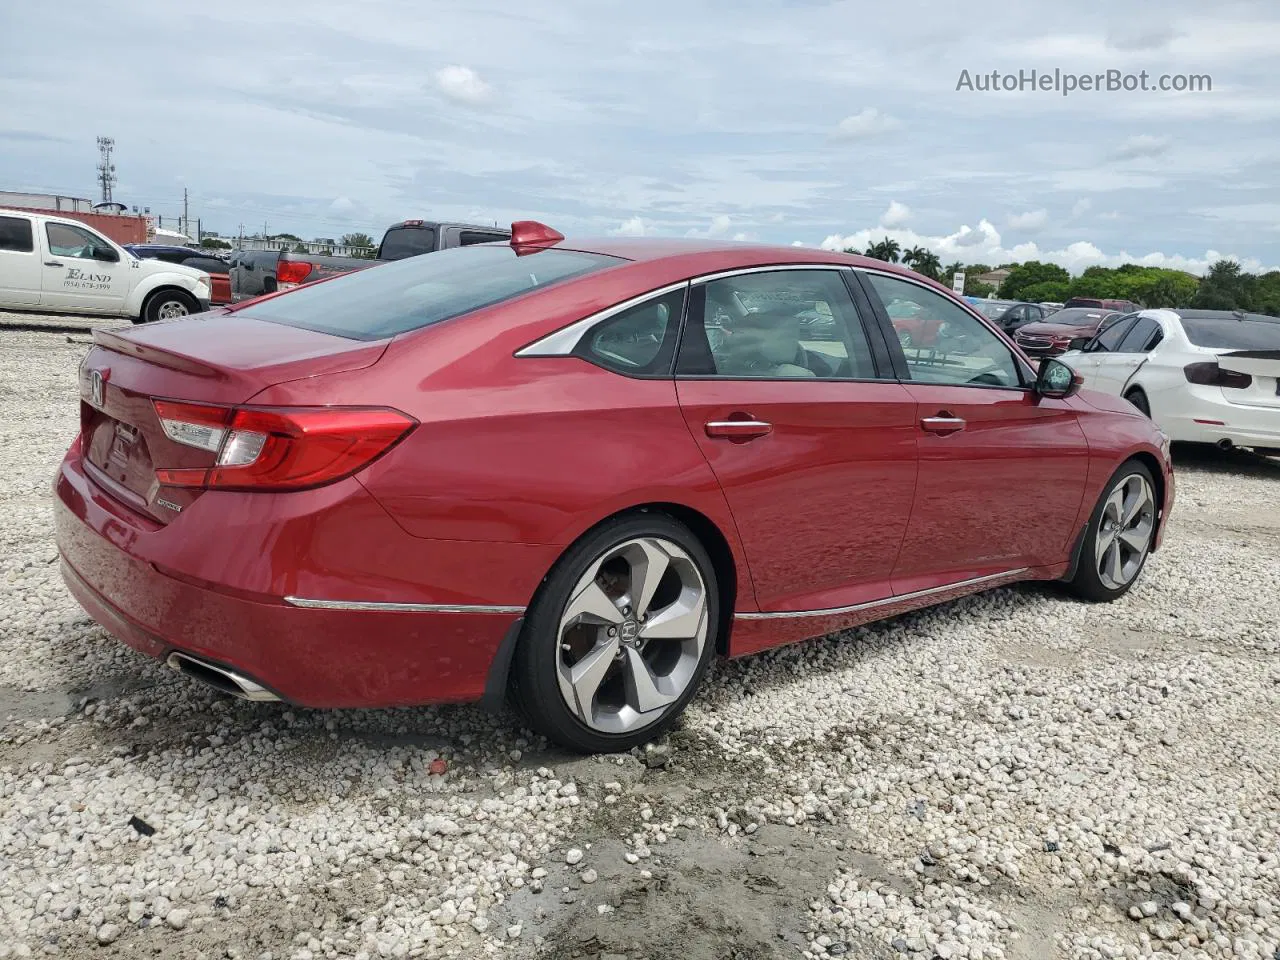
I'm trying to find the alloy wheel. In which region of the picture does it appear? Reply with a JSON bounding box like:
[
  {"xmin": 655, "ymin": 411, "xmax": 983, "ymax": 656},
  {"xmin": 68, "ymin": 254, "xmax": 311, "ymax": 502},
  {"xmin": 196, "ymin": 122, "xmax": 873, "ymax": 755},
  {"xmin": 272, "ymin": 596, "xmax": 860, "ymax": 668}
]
[
  {"xmin": 555, "ymin": 537, "xmax": 708, "ymax": 734},
  {"xmin": 1095, "ymin": 473, "xmax": 1155, "ymax": 590}
]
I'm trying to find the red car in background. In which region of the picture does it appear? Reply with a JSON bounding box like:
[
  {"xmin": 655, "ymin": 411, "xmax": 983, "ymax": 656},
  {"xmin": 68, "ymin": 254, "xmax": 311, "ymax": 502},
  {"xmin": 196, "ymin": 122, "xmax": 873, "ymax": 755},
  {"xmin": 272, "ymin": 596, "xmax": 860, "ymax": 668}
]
[
  {"xmin": 1014, "ymin": 307, "xmax": 1126, "ymax": 356},
  {"xmin": 56, "ymin": 223, "xmax": 1174, "ymax": 753}
]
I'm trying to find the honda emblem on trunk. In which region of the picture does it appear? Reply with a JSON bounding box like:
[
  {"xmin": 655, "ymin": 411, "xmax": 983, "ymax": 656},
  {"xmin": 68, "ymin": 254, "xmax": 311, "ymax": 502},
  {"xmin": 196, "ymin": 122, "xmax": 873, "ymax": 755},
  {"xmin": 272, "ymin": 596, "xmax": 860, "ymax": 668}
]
[{"xmin": 90, "ymin": 370, "xmax": 105, "ymax": 408}]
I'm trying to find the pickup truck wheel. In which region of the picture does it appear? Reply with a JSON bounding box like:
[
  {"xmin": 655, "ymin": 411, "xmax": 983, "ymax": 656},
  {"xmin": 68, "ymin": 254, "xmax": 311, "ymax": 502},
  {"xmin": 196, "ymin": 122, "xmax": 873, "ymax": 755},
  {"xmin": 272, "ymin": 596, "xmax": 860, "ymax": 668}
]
[{"xmin": 140, "ymin": 289, "xmax": 199, "ymax": 324}]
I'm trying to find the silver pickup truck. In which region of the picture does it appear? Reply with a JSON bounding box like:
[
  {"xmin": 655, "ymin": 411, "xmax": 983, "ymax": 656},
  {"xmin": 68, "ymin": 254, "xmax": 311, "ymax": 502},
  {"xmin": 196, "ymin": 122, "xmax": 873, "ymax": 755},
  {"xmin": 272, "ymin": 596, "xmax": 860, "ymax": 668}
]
[{"xmin": 228, "ymin": 220, "xmax": 511, "ymax": 302}]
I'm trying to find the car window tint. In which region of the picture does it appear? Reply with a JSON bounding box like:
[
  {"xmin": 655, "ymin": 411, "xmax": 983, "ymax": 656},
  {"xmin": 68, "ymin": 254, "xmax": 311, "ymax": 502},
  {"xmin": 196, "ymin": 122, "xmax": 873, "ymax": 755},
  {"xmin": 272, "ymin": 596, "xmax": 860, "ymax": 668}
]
[
  {"xmin": 1093, "ymin": 316, "xmax": 1137, "ymax": 352},
  {"xmin": 1116, "ymin": 316, "xmax": 1161, "ymax": 353},
  {"xmin": 0, "ymin": 216, "xmax": 34, "ymax": 253},
  {"xmin": 578, "ymin": 288, "xmax": 686, "ymax": 376},
  {"xmin": 1180, "ymin": 317, "xmax": 1280, "ymax": 349},
  {"xmin": 379, "ymin": 226, "xmax": 437, "ymax": 260},
  {"xmin": 676, "ymin": 270, "xmax": 876, "ymax": 380},
  {"xmin": 181, "ymin": 256, "xmax": 229, "ymax": 274},
  {"xmin": 241, "ymin": 245, "xmax": 622, "ymax": 340},
  {"xmin": 864, "ymin": 273, "xmax": 1022, "ymax": 388},
  {"xmin": 459, "ymin": 231, "xmax": 507, "ymax": 246},
  {"xmin": 46, "ymin": 222, "xmax": 108, "ymax": 260}
]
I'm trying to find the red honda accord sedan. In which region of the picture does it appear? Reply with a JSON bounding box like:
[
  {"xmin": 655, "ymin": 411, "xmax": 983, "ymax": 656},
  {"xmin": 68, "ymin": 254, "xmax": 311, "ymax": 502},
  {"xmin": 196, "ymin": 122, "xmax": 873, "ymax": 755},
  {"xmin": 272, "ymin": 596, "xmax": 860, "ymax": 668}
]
[{"xmin": 55, "ymin": 222, "xmax": 1175, "ymax": 753}]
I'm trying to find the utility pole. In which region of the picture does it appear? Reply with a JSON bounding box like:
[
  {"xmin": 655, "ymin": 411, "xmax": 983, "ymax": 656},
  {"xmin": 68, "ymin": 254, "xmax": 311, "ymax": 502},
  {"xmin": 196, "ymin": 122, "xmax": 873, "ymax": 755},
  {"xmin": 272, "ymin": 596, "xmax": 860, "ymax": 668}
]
[
  {"xmin": 96, "ymin": 137, "xmax": 116, "ymax": 204},
  {"xmin": 182, "ymin": 188, "xmax": 189, "ymax": 238}
]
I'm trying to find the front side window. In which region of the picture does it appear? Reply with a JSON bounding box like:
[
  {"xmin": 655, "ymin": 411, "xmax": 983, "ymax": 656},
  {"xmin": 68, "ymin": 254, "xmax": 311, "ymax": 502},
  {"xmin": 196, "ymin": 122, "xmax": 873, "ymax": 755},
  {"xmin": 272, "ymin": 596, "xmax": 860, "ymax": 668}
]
[
  {"xmin": 0, "ymin": 216, "xmax": 34, "ymax": 253},
  {"xmin": 863, "ymin": 273, "xmax": 1023, "ymax": 388},
  {"xmin": 578, "ymin": 288, "xmax": 686, "ymax": 375},
  {"xmin": 1092, "ymin": 316, "xmax": 1137, "ymax": 352},
  {"xmin": 676, "ymin": 269, "xmax": 877, "ymax": 379},
  {"xmin": 46, "ymin": 222, "xmax": 109, "ymax": 259},
  {"xmin": 241, "ymin": 245, "xmax": 621, "ymax": 341}
]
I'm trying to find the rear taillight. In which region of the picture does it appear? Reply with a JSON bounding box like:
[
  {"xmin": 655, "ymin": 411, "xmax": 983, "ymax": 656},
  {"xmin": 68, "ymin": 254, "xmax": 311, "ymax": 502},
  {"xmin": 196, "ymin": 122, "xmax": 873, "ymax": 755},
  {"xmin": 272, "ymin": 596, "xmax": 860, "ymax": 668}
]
[
  {"xmin": 276, "ymin": 261, "xmax": 314, "ymax": 287},
  {"xmin": 1183, "ymin": 362, "xmax": 1252, "ymax": 389},
  {"xmin": 152, "ymin": 401, "xmax": 415, "ymax": 491}
]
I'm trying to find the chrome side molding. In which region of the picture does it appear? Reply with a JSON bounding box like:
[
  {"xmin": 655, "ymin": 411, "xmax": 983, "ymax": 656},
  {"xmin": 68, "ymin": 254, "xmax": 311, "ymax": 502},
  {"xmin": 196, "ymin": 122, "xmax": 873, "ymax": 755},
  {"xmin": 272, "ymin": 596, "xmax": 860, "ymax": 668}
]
[{"xmin": 283, "ymin": 596, "xmax": 526, "ymax": 614}]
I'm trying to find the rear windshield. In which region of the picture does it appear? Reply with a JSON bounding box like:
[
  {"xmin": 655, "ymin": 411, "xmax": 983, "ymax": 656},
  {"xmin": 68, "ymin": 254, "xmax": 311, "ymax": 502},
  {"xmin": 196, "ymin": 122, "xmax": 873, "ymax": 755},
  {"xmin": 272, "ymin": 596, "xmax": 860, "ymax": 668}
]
[
  {"xmin": 1049, "ymin": 308, "xmax": 1111, "ymax": 326},
  {"xmin": 974, "ymin": 301, "xmax": 1013, "ymax": 318},
  {"xmin": 240, "ymin": 245, "xmax": 622, "ymax": 340},
  {"xmin": 379, "ymin": 226, "xmax": 437, "ymax": 261},
  {"xmin": 1182, "ymin": 317, "xmax": 1280, "ymax": 350}
]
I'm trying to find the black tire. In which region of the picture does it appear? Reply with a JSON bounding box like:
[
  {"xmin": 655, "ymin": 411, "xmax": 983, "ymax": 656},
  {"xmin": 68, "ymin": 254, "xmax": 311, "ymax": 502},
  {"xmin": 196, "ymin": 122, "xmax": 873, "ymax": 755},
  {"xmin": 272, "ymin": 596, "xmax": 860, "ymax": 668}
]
[
  {"xmin": 140, "ymin": 288, "xmax": 200, "ymax": 324},
  {"xmin": 1066, "ymin": 459, "xmax": 1158, "ymax": 603},
  {"xmin": 510, "ymin": 512, "xmax": 719, "ymax": 754},
  {"xmin": 1125, "ymin": 388, "xmax": 1151, "ymax": 417}
]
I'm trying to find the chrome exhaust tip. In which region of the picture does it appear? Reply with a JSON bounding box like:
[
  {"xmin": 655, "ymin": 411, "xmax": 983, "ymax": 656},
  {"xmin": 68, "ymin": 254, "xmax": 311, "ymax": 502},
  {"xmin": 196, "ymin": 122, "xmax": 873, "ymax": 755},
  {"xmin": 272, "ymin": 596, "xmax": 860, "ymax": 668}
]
[
  {"xmin": 1217, "ymin": 438, "xmax": 1234, "ymax": 451},
  {"xmin": 165, "ymin": 652, "xmax": 280, "ymax": 702}
]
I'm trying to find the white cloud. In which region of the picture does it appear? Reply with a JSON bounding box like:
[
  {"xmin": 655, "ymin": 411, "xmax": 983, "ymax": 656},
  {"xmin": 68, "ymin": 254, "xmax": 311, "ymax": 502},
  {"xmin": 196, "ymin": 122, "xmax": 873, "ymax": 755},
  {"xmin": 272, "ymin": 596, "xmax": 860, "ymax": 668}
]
[
  {"xmin": 1007, "ymin": 209, "xmax": 1047, "ymax": 231},
  {"xmin": 832, "ymin": 108, "xmax": 899, "ymax": 141},
  {"xmin": 686, "ymin": 214, "xmax": 733, "ymax": 238},
  {"xmin": 329, "ymin": 196, "xmax": 355, "ymax": 214},
  {"xmin": 880, "ymin": 200, "xmax": 911, "ymax": 228},
  {"xmin": 1112, "ymin": 134, "xmax": 1172, "ymax": 161},
  {"xmin": 1070, "ymin": 198, "xmax": 1092, "ymax": 219},
  {"xmin": 611, "ymin": 216, "xmax": 648, "ymax": 237},
  {"xmin": 434, "ymin": 65, "xmax": 492, "ymax": 105},
  {"xmin": 819, "ymin": 218, "xmax": 1275, "ymax": 276}
]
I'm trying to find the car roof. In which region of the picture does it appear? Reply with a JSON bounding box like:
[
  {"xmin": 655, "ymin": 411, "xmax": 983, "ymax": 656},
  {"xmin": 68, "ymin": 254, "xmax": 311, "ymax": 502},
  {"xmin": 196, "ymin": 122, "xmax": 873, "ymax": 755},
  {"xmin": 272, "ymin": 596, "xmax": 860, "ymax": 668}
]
[
  {"xmin": 1173, "ymin": 309, "xmax": 1280, "ymax": 323},
  {"xmin": 553, "ymin": 236, "xmax": 950, "ymax": 287}
]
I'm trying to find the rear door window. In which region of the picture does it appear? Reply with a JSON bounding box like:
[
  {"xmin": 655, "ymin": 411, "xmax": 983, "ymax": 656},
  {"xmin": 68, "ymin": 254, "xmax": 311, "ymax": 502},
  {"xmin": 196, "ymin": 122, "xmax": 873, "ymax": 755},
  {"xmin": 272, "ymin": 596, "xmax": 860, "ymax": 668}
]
[
  {"xmin": 578, "ymin": 288, "xmax": 687, "ymax": 376},
  {"xmin": 1091, "ymin": 316, "xmax": 1137, "ymax": 352},
  {"xmin": 240, "ymin": 245, "xmax": 622, "ymax": 340},
  {"xmin": 0, "ymin": 215, "xmax": 34, "ymax": 252},
  {"xmin": 459, "ymin": 231, "xmax": 508, "ymax": 246},
  {"xmin": 1115, "ymin": 316, "xmax": 1162, "ymax": 352}
]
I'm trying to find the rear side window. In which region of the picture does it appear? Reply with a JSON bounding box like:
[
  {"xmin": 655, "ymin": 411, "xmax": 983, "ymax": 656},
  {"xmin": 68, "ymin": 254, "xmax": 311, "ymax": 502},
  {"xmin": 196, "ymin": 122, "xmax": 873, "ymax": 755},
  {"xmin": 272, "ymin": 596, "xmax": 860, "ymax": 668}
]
[
  {"xmin": 1093, "ymin": 316, "xmax": 1136, "ymax": 351},
  {"xmin": 379, "ymin": 226, "xmax": 436, "ymax": 261},
  {"xmin": 0, "ymin": 216, "xmax": 34, "ymax": 252},
  {"xmin": 578, "ymin": 288, "xmax": 686, "ymax": 376},
  {"xmin": 1181, "ymin": 317, "xmax": 1280, "ymax": 349},
  {"xmin": 240, "ymin": 245, "xmax": 622, "ymax": 340},
  {"xmin": 181, "ymin": 256, "xmax": 229, "ymax": 274}
]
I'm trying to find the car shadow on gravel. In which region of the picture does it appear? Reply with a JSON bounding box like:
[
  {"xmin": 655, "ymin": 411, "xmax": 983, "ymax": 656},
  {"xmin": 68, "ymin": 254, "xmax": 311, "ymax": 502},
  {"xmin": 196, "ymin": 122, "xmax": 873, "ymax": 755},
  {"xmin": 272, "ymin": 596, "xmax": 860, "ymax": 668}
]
[{"xmin": 1172, "ymin": 442, "xmax": 1280, "ymax": 478}]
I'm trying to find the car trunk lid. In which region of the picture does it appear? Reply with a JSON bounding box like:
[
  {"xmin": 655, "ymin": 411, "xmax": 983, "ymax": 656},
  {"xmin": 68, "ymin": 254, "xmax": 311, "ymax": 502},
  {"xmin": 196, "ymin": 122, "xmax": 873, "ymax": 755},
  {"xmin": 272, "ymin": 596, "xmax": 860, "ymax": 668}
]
[
  {"xmin": 79, "ymin": 315, "xmax": 388, "ymax": 523},
  {"xmin": 1216, "ymin": 350, "xmax": 1280, "ymax": 409}
]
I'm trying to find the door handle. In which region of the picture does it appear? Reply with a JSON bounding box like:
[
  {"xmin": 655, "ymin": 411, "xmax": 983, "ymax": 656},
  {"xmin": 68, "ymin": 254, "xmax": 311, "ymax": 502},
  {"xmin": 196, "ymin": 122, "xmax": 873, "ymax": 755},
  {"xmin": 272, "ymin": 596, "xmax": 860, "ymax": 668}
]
[
  {"xmin": 705, "ymin": 418, "xmax": 773, "ymax": 440},
  {"xmin": 45, "ymin": 261, "xmax": 64, "ymax": 268},
  {"xmin": 920, "ymin": 414, "xmax": 966, "ymax": 435}
]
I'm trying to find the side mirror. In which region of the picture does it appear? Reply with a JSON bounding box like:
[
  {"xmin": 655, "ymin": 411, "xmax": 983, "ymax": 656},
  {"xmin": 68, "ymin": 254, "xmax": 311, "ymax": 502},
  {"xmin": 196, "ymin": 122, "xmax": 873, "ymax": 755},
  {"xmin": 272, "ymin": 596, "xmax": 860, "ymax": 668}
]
[
  {"xmin": 1068, "ymin": 336, "xmax": 1091, "ymax": 352},
  {"xmin": 91, "ymin": 245, "xmax": 119, "ymax": 263},
  {"xmin": 1035, "ymin": 357, "xmax": 1081, "ymax": 399}
]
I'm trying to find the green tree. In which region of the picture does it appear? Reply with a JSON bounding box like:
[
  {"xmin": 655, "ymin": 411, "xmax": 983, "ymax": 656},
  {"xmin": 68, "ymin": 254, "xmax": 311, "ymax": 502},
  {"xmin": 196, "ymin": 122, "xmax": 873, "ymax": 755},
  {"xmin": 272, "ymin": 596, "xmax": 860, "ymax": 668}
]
[
  {"xmin": 914, "ymin": 250, "xmax": 942, "ymax": 281},
  {"xmin": 864, "ymin": 237, "xmax": 901, "ymax": 263},
  {"xmin": 965, "ymin": 279, "xmax": 996, "ymax": 298},
  {"xmin": 270, "ymin": 232, "xmax": 303, "ymax": 243},
  {"xmin": 901, "ymin": 246, "xmax": 926, "ymax": 269},
  {"xmin": 998, "ymin": 261, "xmax": 1070, "ymax": 301},
  {"xmin": 200, "ymin": 237, "xmax": 231, "ymax": 250},
  {"xmin": 341, "ymin": 232, "xmax": 377, "ymax": 259},
  {"xmin": 1192, "ymin": 260, "xmax": 1249, "ymax": 311},
  {"xmin": 1017, "ymin": 280, "xmax": 1072, "ymax": 304},
  {"xmin": 293, "ymin": 242, "xmax": 309, "ymax": 254}
]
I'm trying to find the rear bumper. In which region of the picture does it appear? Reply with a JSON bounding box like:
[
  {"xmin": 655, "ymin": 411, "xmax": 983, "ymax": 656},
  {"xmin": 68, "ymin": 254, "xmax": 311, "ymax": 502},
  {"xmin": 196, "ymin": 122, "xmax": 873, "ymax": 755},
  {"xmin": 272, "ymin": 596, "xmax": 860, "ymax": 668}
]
[
  {"xmin": 1159, "ymin": 391, "xmax": 1280, "ymax": 448},
  {"xmin": 53, "ymin": 450, "xmax": 540, "ymax": 708}
]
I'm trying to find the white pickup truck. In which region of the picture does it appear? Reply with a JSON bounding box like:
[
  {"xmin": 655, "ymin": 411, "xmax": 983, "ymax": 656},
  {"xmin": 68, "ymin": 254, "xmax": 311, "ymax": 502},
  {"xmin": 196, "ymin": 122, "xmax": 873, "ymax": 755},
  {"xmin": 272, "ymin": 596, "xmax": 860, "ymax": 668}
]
[{"xmin": 0, "ymin": 208, "xmax": 211, "ymax": 323}]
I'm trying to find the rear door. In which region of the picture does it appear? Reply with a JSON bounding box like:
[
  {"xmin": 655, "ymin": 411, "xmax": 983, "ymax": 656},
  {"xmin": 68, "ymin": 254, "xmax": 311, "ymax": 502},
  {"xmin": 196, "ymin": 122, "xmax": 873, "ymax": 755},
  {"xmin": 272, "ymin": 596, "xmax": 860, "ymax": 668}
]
[
  {"xmin": 673, "ymin": 266, "xmax": 917, "ymax": 612},
  {"xmin": 858, "ymin": 270, "xmax": 1091, "ymax": 590},
  {"xmin": 40, "ymin": 221, "xmax": 130, "ymax": 313},
  {"xmin": 0, "ymin": 213, "xmax": 41, "ymax": 307}
]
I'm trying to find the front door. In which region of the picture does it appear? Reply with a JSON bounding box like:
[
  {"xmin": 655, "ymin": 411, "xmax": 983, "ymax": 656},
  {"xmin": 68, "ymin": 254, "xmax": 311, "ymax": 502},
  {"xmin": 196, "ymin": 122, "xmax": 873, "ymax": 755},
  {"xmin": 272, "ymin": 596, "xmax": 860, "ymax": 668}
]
[
  {"xmin": 859, "ymin": 271, "xmax": 1091, "ymax": 593},
  {"xmin": 39, "ymin": 221, "xmax": 130, "ymax": 314},
  {"xmin": 1068, "ymin": 315, "xmax": 1139, "ymax": 391},
  {"xmin": 1092, "ymin": 315, "xmax": 1162, "ymax": 395},
  {"xmin": 673, "ymin": 267, "xmax": 918, "ymax": 613}
]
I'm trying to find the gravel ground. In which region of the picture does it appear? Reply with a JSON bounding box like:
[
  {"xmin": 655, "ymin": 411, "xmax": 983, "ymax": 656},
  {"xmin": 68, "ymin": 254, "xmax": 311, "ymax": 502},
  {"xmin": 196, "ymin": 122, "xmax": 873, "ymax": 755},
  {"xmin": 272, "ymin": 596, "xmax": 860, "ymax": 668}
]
[{"xmin": 1, "ymin": 320, "xmax": 1278, "ymax": 960}]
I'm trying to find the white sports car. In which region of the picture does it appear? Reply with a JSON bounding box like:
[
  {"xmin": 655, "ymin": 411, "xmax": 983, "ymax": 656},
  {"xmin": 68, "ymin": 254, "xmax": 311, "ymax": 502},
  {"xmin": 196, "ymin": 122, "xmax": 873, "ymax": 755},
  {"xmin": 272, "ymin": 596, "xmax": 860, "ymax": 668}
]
[{"xmin": 1061, "ymin": 309, "xmax": 1280, "ymax": 454}]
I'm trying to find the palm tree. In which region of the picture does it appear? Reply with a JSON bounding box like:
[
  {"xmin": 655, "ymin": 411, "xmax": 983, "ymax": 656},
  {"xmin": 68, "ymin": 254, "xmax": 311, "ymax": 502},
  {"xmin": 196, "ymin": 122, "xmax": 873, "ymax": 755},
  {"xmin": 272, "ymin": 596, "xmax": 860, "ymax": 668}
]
[
  {"xmin": 915, "ymin": 250, "xmax": 942, "ymax": 281},
  {"xmin": 864, "ymin": 237, "xmax": 901, "ymax": 263},
  {"xmin": 902, "ymin": 246, "xmax": 927, "ymax": 269}
]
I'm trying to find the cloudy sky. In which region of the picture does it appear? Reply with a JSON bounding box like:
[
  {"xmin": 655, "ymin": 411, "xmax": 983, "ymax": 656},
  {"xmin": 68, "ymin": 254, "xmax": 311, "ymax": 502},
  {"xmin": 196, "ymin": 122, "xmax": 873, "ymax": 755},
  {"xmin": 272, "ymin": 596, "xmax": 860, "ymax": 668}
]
[{"xmin": 2, "ymin": 0, "xmax": 1277, "ymax": 274}]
